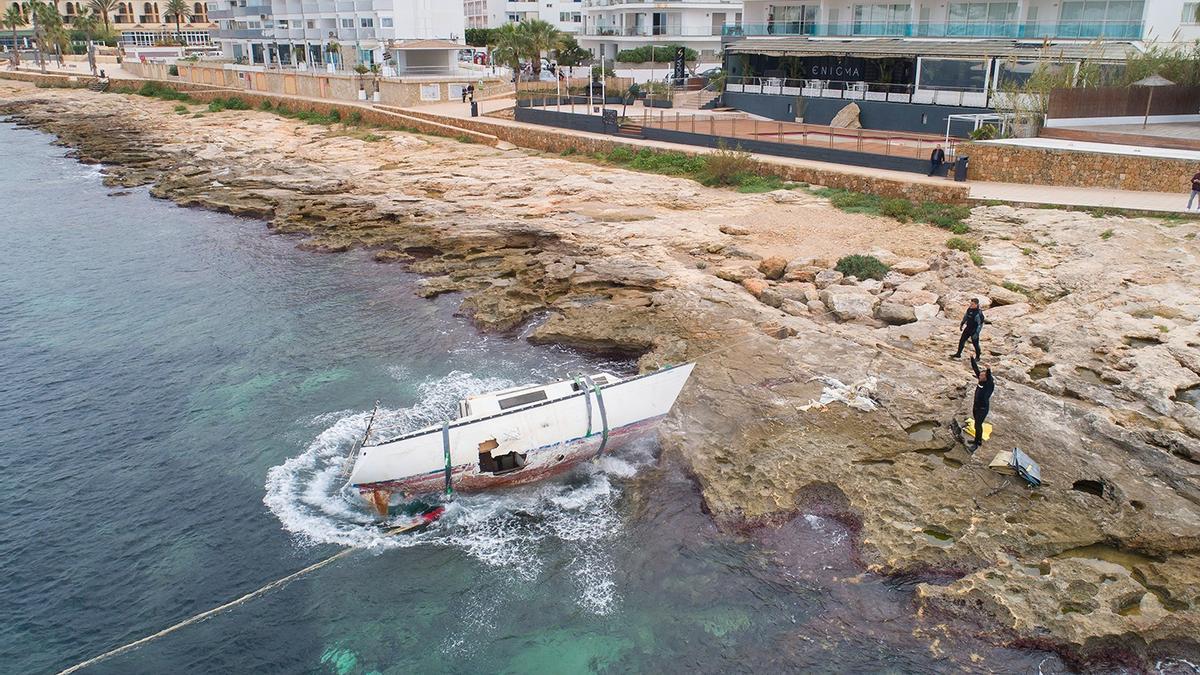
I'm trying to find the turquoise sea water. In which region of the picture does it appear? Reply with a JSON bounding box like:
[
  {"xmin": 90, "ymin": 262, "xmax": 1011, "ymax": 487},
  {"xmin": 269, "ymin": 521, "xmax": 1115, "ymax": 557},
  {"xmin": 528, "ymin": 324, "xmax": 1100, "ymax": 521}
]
[{"xmin": 0, "ymin": 120, "xmax": 1123, "ymax": 674}]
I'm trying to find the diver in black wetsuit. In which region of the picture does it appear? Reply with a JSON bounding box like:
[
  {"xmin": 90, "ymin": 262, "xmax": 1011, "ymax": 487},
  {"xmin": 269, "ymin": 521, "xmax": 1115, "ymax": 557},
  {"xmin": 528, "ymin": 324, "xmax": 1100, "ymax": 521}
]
[
  {"xmin": 969, "ymin": 356, "xmax": 994, "ymax": 450},
  {"xmin": 952, "ymin": 298, "xmax": 985, "ymax": 360}
]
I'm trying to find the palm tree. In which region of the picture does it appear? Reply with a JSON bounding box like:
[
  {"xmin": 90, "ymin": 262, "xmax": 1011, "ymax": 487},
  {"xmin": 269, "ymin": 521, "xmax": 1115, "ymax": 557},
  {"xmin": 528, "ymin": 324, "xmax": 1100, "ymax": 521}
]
[
  {"xmin": 35, "ymin": 2, "xmax": 69, "ymax": 68},
  {"xmin": 517, "ymin": 19, "xmax": 560, "ymax": 78},
  {"xmin": 164, "ymin": 0, "xmax": 188, "ymax": 42},
  {"xmin": 2, "ymin": 4, "xmax": 23, "ymax": 66},
  {"xmin": 488, "ymin": 22, "xmax": 526, "ymax": 77},
  {"xmin": 74, "ymin": 7, "xmax": 98, "ymax": 40},
  {"xmin": 89, "ymin": 0, "xmax": 116, "ymax": 34}
]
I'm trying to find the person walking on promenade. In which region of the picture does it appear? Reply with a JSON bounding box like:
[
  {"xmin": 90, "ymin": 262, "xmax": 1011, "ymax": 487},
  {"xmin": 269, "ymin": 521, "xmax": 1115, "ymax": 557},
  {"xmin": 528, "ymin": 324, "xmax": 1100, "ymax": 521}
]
[
  {"xmin": 968, "ymin": 356, "xmax": 994, "ymax": 451},
  {"xmin": 929, "ymin": 145, "xmax": 945, "ymax": 176},
  {"xmin": 1188, "ymin": 169, "xmax": 1200, "ymax": 210},
  {"xmin": 951, "ymin": 298, "xmax": 985, "ymax": 360}
]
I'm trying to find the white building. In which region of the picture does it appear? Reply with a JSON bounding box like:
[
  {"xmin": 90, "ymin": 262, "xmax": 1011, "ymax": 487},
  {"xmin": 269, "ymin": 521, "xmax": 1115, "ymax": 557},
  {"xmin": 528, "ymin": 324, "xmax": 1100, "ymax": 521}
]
[
  {"xmin": 464, "ymin": 0, "xmax": 583, "ymax": 32},
  {"xmin": 213, "ymin": 0, "xmax": 466, "ymax": 67},
  {"xmin": 579, "ymin": 0, "xmax": 744, "ymax": 62},
  {"xmin": 735, "ymin": 1, "xmax": 1199, "ymax": 43}
]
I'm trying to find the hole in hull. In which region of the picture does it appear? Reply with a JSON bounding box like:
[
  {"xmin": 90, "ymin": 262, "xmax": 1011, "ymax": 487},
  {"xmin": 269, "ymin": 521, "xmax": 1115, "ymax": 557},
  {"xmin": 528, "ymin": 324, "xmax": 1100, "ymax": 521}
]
[{"xmin": 1071, "ymin": 479, "xmax": 1107, "ymax": 498}]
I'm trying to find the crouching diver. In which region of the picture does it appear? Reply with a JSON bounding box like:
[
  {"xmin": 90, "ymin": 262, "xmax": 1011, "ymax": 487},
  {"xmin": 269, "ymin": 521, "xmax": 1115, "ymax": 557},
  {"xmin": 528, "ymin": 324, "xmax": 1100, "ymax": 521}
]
[{"xmin": 969, "ymin": 356, "xmax": 994, "ymax": 451}]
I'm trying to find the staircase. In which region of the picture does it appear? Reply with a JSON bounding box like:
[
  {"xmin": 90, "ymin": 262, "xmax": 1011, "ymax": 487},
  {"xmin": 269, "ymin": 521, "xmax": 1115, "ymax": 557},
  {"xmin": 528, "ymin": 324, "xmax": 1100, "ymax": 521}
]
[
  {"xmin": 616, "ymin": 122, "xmax": 644, "ymax": 139},
  {"xmin": 672, "ymin": 87, "xmax": 720, "ymax": 110},
  {"xmin": 86, "ymin": 80, "xmax": 109, "ymax": 92}
]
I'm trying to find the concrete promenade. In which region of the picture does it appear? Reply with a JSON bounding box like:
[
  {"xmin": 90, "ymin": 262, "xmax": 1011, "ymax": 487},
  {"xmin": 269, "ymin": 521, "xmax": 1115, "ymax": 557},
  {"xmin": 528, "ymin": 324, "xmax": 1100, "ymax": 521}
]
[
  {"xmin": 6, "ymin": 64, "xmax": 1194, "ymax": 214},
  {"xmin": 416, "ymin": 99, "xmax": 1198, "ymax": 215}
]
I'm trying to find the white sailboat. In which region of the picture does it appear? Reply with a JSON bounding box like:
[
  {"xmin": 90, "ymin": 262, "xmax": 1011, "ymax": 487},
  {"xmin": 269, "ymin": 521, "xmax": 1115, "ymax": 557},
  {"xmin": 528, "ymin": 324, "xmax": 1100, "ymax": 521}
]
[{"xmin": 346, "ymin": 363, "xmax": 695, "ymax": 515}]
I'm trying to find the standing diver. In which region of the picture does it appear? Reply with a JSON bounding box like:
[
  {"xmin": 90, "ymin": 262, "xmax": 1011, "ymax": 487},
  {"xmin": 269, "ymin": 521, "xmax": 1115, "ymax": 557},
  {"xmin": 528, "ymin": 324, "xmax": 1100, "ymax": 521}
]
[
  {"xmin": 968, "ymin": 356, "xmax": 994, "ymax": 451},
  {"xmin": 951, "ymin": 298, "xmax": 985, "ymax": 360}
]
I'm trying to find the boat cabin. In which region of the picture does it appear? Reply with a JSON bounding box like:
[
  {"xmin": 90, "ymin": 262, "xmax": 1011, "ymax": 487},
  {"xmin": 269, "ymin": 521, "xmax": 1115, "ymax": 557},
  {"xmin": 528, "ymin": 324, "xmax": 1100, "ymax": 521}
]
[{"xmin": 456, "ymin": 372, "xmax": 617, "ymax": 420}]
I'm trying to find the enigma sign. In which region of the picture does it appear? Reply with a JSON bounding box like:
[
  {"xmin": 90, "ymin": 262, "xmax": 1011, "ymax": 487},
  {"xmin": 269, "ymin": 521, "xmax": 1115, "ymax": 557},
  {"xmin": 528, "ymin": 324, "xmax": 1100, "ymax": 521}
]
[{"xmin": 799, "ymin": 56, "xmax": 867, "ymax": 81}]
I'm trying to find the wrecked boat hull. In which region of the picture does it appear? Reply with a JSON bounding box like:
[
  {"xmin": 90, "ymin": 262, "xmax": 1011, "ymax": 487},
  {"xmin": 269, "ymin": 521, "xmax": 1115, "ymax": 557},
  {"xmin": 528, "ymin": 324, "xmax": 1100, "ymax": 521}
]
[
  {"xmin": 359, "ymin": 416, "xmax": 661, "ymax": 499},
  {"xmin": 347, "ymin": 364, "xmax": 694, "ymax": 510}
]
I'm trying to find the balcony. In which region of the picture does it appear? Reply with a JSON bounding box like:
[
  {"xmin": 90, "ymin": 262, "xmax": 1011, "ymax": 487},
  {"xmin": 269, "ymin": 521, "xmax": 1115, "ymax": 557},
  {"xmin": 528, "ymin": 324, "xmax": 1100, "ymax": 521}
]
[
  {"xmin": 214, "ymin": 27, "xmax": 266, "ymax": 38},
  {"xmin": 585, "ymin": 25, "xmax": 722, "ymax": 37},
  {"xmin": 723, "ymin": 21, "xmax": 1144, "ymax": 40}
]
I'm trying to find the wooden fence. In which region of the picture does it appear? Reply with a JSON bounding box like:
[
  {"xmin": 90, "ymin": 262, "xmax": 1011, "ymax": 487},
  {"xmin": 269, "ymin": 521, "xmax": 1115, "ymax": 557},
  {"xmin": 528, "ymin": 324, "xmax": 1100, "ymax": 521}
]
[{"xmin": 1047, "ymin": 85, "xmax": 1200, "ymax": 120}]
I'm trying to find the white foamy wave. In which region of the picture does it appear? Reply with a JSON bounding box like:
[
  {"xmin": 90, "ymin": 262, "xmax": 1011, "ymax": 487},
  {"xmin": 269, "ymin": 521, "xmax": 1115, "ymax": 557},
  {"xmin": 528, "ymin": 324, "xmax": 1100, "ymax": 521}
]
[{"xmin": 264, "ymin": 369, "xmax": 645, "ymax": 614}]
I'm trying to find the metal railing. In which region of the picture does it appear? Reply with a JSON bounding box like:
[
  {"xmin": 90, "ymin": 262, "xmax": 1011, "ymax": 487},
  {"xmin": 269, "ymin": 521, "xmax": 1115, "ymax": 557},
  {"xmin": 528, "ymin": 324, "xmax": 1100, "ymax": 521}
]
[
  {"xmin": 635, "ymin": 108, "xmax": 951, "ymax": 160},
  {"xmin": 585, "ymin": 25, "xmax": 723, "ymax": 37},
  {"xmin": 722, "ymin": 20, "xmax": 1144, "ymax": 40},
  {"xmin": 725, "ymin": 75, "xmax": 1010, "ymax": 109}
]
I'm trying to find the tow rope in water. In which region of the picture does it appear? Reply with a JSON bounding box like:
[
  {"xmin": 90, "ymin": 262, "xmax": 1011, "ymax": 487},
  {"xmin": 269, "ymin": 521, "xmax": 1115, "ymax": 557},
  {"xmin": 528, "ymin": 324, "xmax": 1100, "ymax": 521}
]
[{"xmin": 56, "ymin": 511, "xmax": 435, "ymax": 675}]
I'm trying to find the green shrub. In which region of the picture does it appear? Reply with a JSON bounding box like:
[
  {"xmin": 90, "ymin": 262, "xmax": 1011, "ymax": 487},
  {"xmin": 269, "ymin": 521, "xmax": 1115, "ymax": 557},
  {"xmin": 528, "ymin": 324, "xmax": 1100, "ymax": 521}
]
[
  {"xmin": 1100, "ymin": 228, "xmax": 1114, "ymax": 240},
  {"xmin": 735, "ymin": 175, "xmax": 796, "ymax": 193},
  {"xmin": 328, "ymin": 108, "xmax": 341, "ymax": 122},
  {"xmin": 560, "ymin": 147, "xmax": 577, "ymax": 156},
  {"xmin": 835, "ymin": 254, "xmax": 890, "ymax": 281},
  {"xmin": 697, "ymin": 143, "xmax": 756, "ymax": 186},
  {"xmin": 946, "ymin": 237, "xmax": 984, "ymax": 266},
  {"xmin": 348, "ymin": 110, "xmax": 363, "ymax": 125},
  {"xmin": 173, "ymin": 104, "xmax": 188, "ymax": 114},
  {"xmin": 615, "ymin": 44, "xmax": 699, "ymax": 64},
  {"xmin": 361, "ymin": 133, "xmax": 384, "ymax": 142},
  {"xmin": 880, "ymin": 198, "xmax": 915, "ymax": 222},
  {"xmin": 136, "ymin": 81, "xmax": 191, "ymax": 102},
  {"xmin": 605, "ymin": 147, "xmax": 636, "ymax": 163},
  {"xmin": 259, "ymin": 100, "xmax": 273, "ymax": 111},
  {"xmin": 207, "ymin": 99, "xmax": 226, "ymax": 112},
  {"xmin": 167, "ymin": 64, "xmax": 179, "ymax": 76},
  {"xmin": 629, "ymin": 149, "xmax": 705, "ymax": 175}
]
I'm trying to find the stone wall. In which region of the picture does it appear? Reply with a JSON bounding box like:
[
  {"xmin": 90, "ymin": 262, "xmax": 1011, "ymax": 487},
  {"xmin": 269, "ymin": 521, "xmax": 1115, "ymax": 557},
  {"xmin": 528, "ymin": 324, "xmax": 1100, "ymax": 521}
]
[
  {"xmin": 964, "ymin": 141, "xmax": 1195, "ymax": 193},
  {"xmin": 0, "ymin": 70, "xmax": 95, "ymax": 88},
  {"xmin": 128, "ymin": 63, "xmax": 504, "ymax": 109}
]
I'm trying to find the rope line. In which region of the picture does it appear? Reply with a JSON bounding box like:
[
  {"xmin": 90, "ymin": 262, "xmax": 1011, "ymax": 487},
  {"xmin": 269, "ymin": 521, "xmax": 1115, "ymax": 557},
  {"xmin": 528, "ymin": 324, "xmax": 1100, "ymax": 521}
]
[{"xmin": 57, "ymin": 548, "xmax": 355, "ymax": 675}]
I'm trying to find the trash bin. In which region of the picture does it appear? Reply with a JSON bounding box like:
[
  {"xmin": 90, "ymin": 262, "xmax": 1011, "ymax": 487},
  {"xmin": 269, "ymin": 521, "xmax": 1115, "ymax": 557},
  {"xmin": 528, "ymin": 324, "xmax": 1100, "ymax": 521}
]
[
  {"xmin": 954, "ymin": 156, "xmax": 969, "ymax": 182},
  {"xmin": 470, "ymin": 101, "xmax": 479, "ymax": 118}
]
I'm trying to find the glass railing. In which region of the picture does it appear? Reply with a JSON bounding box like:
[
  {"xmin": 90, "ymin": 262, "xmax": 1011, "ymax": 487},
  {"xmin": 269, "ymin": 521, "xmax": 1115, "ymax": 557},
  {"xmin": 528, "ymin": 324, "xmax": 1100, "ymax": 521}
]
[{"xmin": 722, "ymin": 21, "xmax": 1143, "ymax": 40}]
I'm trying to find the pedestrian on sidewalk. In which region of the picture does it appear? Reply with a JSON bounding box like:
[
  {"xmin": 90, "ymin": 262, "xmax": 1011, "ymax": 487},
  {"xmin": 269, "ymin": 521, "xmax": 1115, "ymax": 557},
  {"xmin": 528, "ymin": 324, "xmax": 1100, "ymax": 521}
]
[
  {"xmin": 461, "ymin": 86, "xmax": 468, "ymax": 103},
  {"xmin": 951, "ymin": 298, "xmax": 985, "ymax": 360},
  {"xmin": 1188, "ymin": 169, "xmax": 1200, "ymax": 210},
  {"xmin": 968, "ymin": 356, "xmax": 995, "ymax": 451},
  {"xmin": 929, "ymin": 145, "xmax": 945, "ymax": 176}
]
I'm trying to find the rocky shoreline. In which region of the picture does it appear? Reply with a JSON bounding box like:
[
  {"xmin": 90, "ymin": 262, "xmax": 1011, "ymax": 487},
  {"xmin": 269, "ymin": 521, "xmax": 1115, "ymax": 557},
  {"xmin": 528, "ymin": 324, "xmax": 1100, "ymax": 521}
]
[{"xmin": 4, "ymin": 81, "xmax": 1199, "ymax": 668}]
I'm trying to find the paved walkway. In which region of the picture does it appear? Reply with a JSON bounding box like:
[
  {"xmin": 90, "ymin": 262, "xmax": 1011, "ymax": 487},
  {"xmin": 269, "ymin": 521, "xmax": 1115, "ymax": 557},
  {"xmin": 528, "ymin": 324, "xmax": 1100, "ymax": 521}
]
[{"xmin": 414, "ymin": 99, "xmax": 1198, "ymax": 214}]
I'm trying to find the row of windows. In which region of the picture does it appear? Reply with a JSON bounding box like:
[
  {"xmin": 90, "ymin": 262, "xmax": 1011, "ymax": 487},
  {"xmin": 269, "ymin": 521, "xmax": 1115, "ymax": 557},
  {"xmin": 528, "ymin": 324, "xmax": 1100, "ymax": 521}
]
[{"xmin": 767, "ymin": 2, "xmax": 1147, "ymax": 26}]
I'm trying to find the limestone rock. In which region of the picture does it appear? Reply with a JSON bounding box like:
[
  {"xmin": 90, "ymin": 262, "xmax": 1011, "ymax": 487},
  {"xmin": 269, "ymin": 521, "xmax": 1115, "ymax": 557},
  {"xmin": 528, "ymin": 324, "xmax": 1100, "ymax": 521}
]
[
  {"xmin": 768, "ymin": 189, "xmax": 802, "ymax": 204},
  {"xmin": 867, "ymin": 249, "xmax": 900, "ymax": 266},
  {"xmin": 989, "ymin": 284, "xmax": 1026, "ymax": 306},
  {"xmin": 758, "ymin": 255, "xmax": 788, "ymax": 280},
  {"xmin": 914, "ymin": 303, "xmax": 941, "ymax": 321},
  {"xmin": 890, "ymin": 289, "xmax": 940, "ymax": 307},
  {"xmin": 820, "ymin": 285, "xmax": 879, "ymax": 321},
  {"xmin": 780, "ymin": 299, "xmax": 809, "ymax": 316},
  {"xmin": 986, "ymin": 302, "xmax": 1032, "ymax": 321},
  {"xmin": 741, "ymin": 277, "xmax": 769, "ymax": 298},
  {"xmin": 720, "ymin": 223, "xmax": 750, "ymax": 236},
  {"xmin": 814, "ymin": 269, "xmax": 844, "ymax": 289},
  {"xmin": 891, "ymin": 259, "xmax": 931, "ymax": 276},
  {"xmin": 784, "ymin": 265, "xmax": 822, "ymax": 283},
  {"xmin": 859, "ymin": 279, "xmax": 883, "ymax": 294},
  {"xmin": 829, "ymin": 102, "xmax": 862, "ymax": 129},
  {"xmin": 877, "ymin": 301, "xmax": 917, "ymax": 325},
  {"xmin": 715, "ymin": 265, "xmax": 761, "ymax": 283},
  {"xmin": 777, "ymin": 282, "xmax": 817, "ymax": 303}
]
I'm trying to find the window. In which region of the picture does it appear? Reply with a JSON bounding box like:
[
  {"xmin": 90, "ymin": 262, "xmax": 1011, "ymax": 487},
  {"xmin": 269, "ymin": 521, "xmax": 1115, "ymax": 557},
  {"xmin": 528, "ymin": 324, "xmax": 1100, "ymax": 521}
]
[
  {"xmin": 946, "ymin": 2, "xmax": 1016, "ymax": 36},
  {"xmin": 1059, "ymin": 1, "xmax": 1144, "ymax": 38},
  {"xmin": 851, "ymin": 4, "xmax": 910, "ymax": 35},
  {"xmin": 498, "ymin": 390, "xmax": 548, "ymax": 410},
  {"xmin": 1183, "ymin": 3, "xmax": 1199, "ymax": 24},
  {"xmin": 360, "ymin": 17, "xmax": 372, "ymax": 27},
  {"xmin": 340, "ymin": 17, "xmax": 353, "ymax": 28},
  {"xmin": 276, "ymin": 18, "xmax": 287, "ymax": 28},
  {"xmin": 380, "ymin": 16, "xmax": 392, "ymax": 27},
  {"xmin": 306, "ymin": 19, "xmax": 314, "ymax": 28},
  {"xmin": 766, "ymin": 4, "xmax": 818, "ymax": 35}
]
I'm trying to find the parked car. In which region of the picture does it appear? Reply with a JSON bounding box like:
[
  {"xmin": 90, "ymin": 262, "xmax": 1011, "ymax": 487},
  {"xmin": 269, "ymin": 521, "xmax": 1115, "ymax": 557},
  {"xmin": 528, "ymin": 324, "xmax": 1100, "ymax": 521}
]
[{"xmin": 698, "ymin": 67, "xmax": 723, "ymax": 82}]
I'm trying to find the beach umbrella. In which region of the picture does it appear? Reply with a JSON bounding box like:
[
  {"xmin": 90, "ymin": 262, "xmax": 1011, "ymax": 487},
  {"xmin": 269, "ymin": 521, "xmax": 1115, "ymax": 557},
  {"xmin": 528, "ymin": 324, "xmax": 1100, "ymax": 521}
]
[{"xmin": 1131, "ymin": 74, "xmax": 1174, "ymax": 128}]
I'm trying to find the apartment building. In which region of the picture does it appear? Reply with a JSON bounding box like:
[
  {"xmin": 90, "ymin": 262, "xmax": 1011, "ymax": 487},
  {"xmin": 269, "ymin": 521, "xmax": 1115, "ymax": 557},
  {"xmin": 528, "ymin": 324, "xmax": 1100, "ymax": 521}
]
[
  {"xmin": 734, "ymin": 1, "xmax": 1198, "ymax": 42},
  {"xmin": 720, "ymin": 1, "xmax": 1199, "ymax": 134},
  {"xmin": 579, "ymin": 0, "xmax": 744, "ymax": 61},
  {"xmin": 0, "ymin": 0, "xmax": 214, "ymax": 48},
  {"xmin": 464, "ymin": 0, "xmax": 584, "ymax": 32},
  {"xmin": 212, "ymin": 0, "xmax": 464, "ymax": 67}
]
